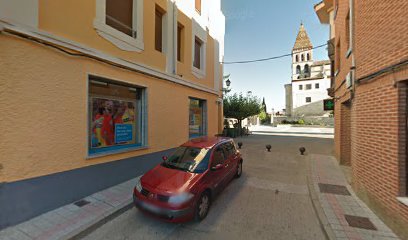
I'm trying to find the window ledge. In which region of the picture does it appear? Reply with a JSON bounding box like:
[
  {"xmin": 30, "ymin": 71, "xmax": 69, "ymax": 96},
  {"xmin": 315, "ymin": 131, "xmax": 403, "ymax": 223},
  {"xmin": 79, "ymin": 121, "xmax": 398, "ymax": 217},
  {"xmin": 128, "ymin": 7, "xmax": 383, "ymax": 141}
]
[
  {"xmin": 86, "ymin": 145, "xmax": 149, "ymax": 159},
  {"xmin": 93, "ymin": 20, "xmax": 144, "ymax": 52},
  {"xmin": 346, "ymin": 48, "xmax": 352, "ymax": 58},
  {"xmin": 192, "ymin": 66, "xmax": 205, "ymax": 79},
  {"xmin": 397, "ymin": 197, "xmax": 408, "ymax": 207}
]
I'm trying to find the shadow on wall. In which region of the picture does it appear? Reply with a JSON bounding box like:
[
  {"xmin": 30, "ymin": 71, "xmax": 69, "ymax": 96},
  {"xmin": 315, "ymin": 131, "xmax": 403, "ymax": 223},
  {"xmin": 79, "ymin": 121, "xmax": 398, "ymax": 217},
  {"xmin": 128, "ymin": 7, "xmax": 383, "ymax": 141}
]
[
  {"xmin": 0, "ymin": 148, "xmax": 175, "ymax": 230},
  {"xmin": 293, "ymin": 100, "xmax": 329, "ymax": 117}
]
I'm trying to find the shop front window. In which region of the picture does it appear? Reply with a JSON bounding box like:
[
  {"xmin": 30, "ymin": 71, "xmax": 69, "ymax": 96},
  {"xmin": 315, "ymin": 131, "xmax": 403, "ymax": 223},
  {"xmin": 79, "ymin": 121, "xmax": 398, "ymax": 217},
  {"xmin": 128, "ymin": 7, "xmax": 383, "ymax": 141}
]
[
  {"xmin": 88, "ymin": 77, "xmax": 145, "ymax": 155},
  {"xmin": 189, "ymin": 98, "xmax": 206, "ymax": 138}
]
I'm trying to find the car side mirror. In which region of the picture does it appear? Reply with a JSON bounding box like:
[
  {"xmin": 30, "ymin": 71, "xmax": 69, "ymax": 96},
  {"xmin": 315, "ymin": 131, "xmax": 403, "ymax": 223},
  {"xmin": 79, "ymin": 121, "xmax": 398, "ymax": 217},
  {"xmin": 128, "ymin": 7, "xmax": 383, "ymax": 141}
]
[
  {"xmin": 162, "ymin": 156, "xmax": 168, "ymax": 161},
  {"xmin": 211, "ymin": 164, "xmax": 223, "ymax": 171}
]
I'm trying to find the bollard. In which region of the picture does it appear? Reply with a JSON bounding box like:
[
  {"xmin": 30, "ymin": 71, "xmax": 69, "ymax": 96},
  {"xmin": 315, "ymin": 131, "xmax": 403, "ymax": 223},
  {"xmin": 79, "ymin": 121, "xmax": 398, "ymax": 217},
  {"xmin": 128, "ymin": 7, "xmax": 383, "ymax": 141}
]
[
  {"xmin": 266, "ymin": 145, "xmax": 272, "ymax": 152},
  {"xmin": 299, "ymin": 147, "xmax": 306, "ymax": 155}
]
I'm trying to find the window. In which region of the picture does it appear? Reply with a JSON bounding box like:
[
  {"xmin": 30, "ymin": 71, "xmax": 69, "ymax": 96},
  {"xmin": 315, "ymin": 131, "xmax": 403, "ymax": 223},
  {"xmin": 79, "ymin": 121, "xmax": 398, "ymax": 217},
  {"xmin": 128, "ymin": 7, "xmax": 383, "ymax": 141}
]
[
  {"xmin": 315, "ymin": 83, "xmax": 320, "ymax": 89},
  {"xmin": 189, "ymin": 98, "xmax": 207, "ymax": 138},
  {"xmin": 195, "ymin": 0, "xmax": 201, "ymax": 14},
  {"xmin": 306, "ymin": 97, "xmax": 311, "ymax": 103},
  {"xmin": 296, "ymin": 65, "xmax": 301, "ymax": 74},
  {"xmin": 88, "ymin": 77, "xmax": 146, "ymax": 155},
  {"xmin": 223, "ymin": 142, "xmax": 236, "ymax": 159},
  {"xmin": 306, "ymin": 84, "xmax": 312, "ymax": 90},
  {"xmin": 301, "ymin": 54, "xmax": 304, "ymax": 62},
  {"xmin": 193, "ymin": 37, "xmax": 203, "ymax": 69},
  {"xmin": 304, "ymin": 64, "xmax": 310, "ymax": 74},
  {"xmin": 163, "ymin": 146, "xmax": 210, "ymax": 173},
  {"xmin": 299, "ymin": 85, "xmax": 303, "ymax": 90},
  {"xmin": 155, "ymin": 6, "xmax": 164, "ymax": 52},
  {"xmin": 177, "ymin": 23, "xmax": 184, "ymax": 62},
  {"xmin": 94, "ymin": 0, "xmax": 144, "ymax": 52},
  {"xmin": 346, "ymin": 11, "xmax": 350, "ymax": 51},
  {"xmin": 191, "ymin": 21, "xmax": 207, "ymax": 78},
  {"xmin": 307, "ymin": 53, "xmax": 310, "ymax": 61},
  {"xmin": 106, "ymin": 0, "xmax": 134, "ymax": 37},
  {"xmin": 336, "ymin": 40, "xmax": 341, "ymax": 72},
  {"xmin": 295, "ymin": 55, "xmax": 299, "ymax": 62},
  {"xmin": 211, "ymin": 146, "xmax": 225, "ymax": 167}
]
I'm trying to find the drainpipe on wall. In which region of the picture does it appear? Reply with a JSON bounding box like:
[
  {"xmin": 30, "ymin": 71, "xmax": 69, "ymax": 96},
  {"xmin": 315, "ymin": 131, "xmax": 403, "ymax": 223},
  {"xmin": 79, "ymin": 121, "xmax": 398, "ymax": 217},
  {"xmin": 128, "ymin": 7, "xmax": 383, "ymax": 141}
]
[
  {"xmin": 350, "ymin": 0, "xmax": 356, "ymax": 99},
  {"xmin": 172, "ymin": 0, "xmax": 177, "ymax": 75}
]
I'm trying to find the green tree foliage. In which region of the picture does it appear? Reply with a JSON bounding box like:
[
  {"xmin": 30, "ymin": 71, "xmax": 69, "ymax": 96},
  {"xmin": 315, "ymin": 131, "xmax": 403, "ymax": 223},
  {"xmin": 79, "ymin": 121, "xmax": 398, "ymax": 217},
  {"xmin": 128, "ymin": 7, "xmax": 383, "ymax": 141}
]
[
  {"xmin": 223, "ymin": 93, "xmax": 261, "ymax": 134},
  {"xmin": 259, "ymin": 110, "xmax": 271, "ymax": 125},
  {"xmin": 259, "ymin": 111, "xmax": 267, "ymax": 121}
]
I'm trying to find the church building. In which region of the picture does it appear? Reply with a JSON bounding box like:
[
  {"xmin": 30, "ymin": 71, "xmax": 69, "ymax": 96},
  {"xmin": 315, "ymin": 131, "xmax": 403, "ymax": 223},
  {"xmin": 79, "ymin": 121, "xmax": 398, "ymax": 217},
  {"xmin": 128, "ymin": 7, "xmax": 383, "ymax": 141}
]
[{"xmin": 285, "ymin": 24, "xmax": 331, "ymax": 117}]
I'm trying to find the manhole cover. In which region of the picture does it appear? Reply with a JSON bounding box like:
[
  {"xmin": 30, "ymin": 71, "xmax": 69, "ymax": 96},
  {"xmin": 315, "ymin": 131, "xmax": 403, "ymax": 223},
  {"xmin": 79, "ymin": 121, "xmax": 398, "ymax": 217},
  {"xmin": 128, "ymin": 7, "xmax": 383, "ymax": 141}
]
[
  {"xmin": 74, "ymin": 199, "xmax": 90, "ymax": 207},
  {"xmin": 345, "ymin": 215, "xmax": 377, "ymax": 230},
  {"xmin": 318, "ymin": 183, "xmax": 351, "ymax": 195}
]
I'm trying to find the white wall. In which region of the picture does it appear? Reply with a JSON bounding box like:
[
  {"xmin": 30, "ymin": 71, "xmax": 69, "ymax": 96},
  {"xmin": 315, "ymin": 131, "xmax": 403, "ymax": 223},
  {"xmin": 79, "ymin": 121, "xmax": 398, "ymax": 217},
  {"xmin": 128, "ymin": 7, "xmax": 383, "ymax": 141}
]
[
  {"xmin": 175, "ymin": 0, "xmax": 224, "ymax": 61},
  {"xmin": 292, "ymin": 78, "xmax": 331, "ymax": 108}
]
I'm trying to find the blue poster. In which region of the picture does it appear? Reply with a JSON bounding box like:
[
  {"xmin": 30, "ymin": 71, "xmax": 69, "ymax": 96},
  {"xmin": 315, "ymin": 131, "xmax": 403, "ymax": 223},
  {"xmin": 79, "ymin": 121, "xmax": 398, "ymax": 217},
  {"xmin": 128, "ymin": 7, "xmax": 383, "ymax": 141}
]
[{"xmin": 115, "ymin": 124, "xmax": 133, "ymax": 143}]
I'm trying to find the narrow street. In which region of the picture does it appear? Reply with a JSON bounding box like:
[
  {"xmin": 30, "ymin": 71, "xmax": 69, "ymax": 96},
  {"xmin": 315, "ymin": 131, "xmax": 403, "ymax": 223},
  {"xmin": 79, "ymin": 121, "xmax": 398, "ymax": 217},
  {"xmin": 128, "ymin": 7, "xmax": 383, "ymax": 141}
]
[{"xmin": 82, "ymin": 128, "xmax": 334, "ymax": 240}]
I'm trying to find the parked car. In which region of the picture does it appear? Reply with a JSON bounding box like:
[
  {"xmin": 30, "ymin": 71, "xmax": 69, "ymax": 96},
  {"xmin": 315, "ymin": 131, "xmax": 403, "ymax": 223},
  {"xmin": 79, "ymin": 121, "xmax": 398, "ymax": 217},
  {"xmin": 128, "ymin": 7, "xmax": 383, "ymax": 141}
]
[{"xmin": 133, "ymin": 137, "xmax": 243, "ymax": 222}]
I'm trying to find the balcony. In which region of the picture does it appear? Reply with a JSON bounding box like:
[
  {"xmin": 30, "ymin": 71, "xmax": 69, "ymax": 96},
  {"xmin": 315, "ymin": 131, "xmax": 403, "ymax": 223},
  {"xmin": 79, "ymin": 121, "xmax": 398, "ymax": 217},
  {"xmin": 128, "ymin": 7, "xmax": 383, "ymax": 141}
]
[{"xmin": 327, "ymin": 38, "xmax": 335, "ymax": 60}]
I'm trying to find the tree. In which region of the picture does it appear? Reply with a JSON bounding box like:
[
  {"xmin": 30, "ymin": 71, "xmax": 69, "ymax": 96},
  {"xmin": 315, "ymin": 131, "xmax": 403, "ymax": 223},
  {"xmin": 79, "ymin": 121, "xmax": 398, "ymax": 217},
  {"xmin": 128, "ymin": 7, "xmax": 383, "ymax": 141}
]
[
  {"xmin": 259, "ymin": 110, "xmax": 271, "ymax": 125},
  {"xmin": 261, "ymin": 97, "xmax": 267, "ymax": 113},
  {"xmin": 223, "ymin": 92, "xmax": 261, "ymax": 135}
]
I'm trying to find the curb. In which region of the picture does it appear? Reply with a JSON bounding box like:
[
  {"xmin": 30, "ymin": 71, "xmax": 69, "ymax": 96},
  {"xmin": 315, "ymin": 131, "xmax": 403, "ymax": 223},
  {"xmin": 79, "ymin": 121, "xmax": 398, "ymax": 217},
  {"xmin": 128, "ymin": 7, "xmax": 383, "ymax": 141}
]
[
  {"xmin": 305, "ymin": 155, "xmax": 336, "ymax": 240},
  {"xmin": 68, "ymin": 200, "xmax": 133, "ymax": 240}
]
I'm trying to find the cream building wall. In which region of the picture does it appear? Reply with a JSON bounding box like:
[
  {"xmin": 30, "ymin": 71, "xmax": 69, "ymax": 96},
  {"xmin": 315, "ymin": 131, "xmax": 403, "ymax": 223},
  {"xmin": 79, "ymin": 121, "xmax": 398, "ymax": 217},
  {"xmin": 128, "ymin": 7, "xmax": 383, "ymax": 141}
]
[{"xmin": 0, "ymin": 0, "xmax": 225, "ymax": 229}]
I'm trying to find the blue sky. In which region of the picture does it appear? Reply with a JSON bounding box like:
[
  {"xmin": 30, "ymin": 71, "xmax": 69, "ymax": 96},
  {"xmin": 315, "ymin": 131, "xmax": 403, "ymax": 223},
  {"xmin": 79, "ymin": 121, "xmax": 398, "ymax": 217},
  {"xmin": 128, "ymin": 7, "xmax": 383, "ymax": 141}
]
[{"xmin": 221, "ymin": 0, "xmax": 329, "ymax": 112}]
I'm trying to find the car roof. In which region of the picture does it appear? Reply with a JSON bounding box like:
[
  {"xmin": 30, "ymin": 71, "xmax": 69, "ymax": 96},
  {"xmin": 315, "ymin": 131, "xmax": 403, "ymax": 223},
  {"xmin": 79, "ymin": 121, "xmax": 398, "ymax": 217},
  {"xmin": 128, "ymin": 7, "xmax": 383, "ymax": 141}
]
[{"xmin": 181, "ymin": 136, "xmax": 232, "ymax": 149}]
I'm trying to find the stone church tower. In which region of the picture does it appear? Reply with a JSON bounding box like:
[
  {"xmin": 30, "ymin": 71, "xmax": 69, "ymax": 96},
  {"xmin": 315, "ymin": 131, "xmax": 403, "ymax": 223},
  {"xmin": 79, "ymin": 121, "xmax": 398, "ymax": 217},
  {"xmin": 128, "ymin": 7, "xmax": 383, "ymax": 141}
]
[
  {"xmin": 285, "ymin": 23, "xmax": 331, "ymax": 117},
  {"xmin": 292, "ymin": 23, "xmax": 314, "ymax": 80}
]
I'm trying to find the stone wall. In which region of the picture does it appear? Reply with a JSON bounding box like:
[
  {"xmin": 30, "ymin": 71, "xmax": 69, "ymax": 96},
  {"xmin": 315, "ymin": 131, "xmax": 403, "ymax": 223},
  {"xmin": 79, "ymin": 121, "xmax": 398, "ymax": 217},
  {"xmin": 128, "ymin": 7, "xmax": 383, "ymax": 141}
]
[{"xmin": 273, "ymin": 116, "xmax": 334, "ymax": 126}]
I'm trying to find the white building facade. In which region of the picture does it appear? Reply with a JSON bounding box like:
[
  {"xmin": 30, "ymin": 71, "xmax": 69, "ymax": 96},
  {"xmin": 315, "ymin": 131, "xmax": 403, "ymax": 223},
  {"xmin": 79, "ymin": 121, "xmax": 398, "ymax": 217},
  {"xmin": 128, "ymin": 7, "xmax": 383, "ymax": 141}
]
[{"xmin": 286, "ymin": 24, "xmax": 331, "ymax": 116}]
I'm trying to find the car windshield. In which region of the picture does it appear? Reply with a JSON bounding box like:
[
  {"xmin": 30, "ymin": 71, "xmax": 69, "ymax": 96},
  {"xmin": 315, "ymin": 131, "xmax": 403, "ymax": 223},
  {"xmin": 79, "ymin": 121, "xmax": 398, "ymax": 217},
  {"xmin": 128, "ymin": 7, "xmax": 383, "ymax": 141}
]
[{"xmin": 162, "ymin": 146, "xmax": 210, "ymax": 173}]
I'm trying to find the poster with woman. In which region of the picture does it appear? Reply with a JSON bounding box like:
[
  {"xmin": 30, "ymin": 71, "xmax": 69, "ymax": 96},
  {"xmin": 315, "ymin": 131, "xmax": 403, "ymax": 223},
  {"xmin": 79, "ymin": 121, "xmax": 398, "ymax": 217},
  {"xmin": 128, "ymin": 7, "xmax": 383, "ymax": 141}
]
[{"xmin": 91, "ymin": 98, "xmax": 136, "ymax": 149}]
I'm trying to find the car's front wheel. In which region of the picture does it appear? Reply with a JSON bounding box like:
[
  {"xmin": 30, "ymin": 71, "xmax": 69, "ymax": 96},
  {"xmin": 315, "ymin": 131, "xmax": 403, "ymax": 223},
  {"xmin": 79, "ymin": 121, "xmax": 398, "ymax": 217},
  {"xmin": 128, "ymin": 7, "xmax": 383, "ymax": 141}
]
[
  {"xmin": 235, "ymin": 160, "xmax": 243, "ymax": 178},
  {"xmin": 195, "ymin": 191, "xmax": 211, "ymax": 221}
]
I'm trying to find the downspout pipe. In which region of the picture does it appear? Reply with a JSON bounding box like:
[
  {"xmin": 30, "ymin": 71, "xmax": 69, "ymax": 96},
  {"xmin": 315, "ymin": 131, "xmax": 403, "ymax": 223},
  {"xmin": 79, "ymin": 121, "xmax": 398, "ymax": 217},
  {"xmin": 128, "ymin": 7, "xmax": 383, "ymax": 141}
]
[{"xmin": 350, "ymin": 0, "xmax": 356, "ymax": 99}]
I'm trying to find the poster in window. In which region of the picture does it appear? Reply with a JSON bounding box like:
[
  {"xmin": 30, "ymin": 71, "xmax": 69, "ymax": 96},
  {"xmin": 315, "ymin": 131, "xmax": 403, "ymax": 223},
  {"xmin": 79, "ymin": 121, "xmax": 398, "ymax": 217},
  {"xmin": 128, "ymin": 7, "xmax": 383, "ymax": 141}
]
[
  {"xmin": 91, "ymin": 98, "xmax": 136, "ymax": 148},
  {"xmin": 189, "ymin": 99, "xmax": 202, "ymax": 136}
]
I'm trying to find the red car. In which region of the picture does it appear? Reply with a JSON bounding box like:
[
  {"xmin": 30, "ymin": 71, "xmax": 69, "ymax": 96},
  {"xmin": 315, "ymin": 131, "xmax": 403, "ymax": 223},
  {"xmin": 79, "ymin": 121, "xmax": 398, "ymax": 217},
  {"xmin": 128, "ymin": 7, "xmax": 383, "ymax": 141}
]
[{"xmin": 133, "ymin": 137, "xmax": 243, "ymax": 222}]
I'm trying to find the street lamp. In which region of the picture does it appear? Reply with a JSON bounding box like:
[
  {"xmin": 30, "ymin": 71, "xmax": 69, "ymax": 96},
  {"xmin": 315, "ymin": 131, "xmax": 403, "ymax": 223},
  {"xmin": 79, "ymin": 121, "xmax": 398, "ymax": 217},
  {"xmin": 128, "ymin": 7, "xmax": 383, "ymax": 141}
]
[{"xmin": 223, "ymin": 77, "xmax": 232, "ymax": 95}]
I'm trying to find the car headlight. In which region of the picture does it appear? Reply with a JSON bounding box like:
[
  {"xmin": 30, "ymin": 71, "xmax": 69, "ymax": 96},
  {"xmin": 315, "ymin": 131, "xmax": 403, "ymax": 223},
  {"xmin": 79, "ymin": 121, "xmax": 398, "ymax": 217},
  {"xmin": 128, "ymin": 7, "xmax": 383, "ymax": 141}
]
[
  {"xmin": 168, "ymin": 192, "xmax": 194, "ymax": 204},
  {"xmin": 134, "ymin": 176, "xmax": 143, "ymax": 192}
]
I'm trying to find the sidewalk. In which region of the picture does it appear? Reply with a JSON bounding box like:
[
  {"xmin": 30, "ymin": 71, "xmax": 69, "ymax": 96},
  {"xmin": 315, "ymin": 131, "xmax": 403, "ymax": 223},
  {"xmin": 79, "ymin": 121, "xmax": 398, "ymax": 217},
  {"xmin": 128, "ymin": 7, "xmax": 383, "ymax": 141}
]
[
  {"xmin": 249, "ymin": 125, "xmax": 334, "ymax": 138},
  {"xmin": 0, "ymin": 177, "xmax": 138, "ymax": 240},
  {"xmin": 309, "ymin": 154, "xmax": 400, "ymax": 240}
]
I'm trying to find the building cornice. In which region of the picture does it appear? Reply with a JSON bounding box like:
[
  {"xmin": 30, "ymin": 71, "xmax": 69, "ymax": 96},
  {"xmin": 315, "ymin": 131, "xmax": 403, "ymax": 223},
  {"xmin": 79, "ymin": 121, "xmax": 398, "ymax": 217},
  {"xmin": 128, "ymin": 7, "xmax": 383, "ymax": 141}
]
[{"xmin": 0, "ymin": 19, "xmax": 220, "ymax": 96}]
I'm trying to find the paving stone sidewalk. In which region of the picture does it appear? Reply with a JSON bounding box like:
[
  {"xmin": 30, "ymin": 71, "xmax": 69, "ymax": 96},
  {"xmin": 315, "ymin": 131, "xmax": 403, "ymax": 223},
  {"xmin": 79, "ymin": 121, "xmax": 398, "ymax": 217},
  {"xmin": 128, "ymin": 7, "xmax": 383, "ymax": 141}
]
[
  {"xmin": 310, "ymin": 154, "xmax": 400, "ymax": 240},
  {"xmin": 0, "ymin": 177, "xmax": 138, "ymax": 240}
]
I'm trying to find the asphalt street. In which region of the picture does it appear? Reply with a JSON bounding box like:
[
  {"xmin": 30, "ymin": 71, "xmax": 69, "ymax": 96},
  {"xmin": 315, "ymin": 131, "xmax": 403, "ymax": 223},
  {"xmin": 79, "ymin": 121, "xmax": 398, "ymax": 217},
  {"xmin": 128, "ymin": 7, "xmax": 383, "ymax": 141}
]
[{"xmin": 82, "ymin": 128, "xmax": 334, "ymax": 240}]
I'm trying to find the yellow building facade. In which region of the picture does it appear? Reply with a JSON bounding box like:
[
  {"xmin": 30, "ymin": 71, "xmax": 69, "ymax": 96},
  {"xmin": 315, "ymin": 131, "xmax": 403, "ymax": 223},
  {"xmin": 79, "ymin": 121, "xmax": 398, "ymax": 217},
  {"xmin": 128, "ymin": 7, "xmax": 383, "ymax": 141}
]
[{"xmin": 0, "ymin": 0, "xmax": 225, "ymax": 229}]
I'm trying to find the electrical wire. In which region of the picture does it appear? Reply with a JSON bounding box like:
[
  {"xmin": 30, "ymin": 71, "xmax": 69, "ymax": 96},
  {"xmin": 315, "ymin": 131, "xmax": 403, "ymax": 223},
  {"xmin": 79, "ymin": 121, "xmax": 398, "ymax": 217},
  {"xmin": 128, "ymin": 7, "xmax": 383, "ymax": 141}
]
[{"xmin": 221, "ymin": 43, "xmax": 328, "ymax": 64}]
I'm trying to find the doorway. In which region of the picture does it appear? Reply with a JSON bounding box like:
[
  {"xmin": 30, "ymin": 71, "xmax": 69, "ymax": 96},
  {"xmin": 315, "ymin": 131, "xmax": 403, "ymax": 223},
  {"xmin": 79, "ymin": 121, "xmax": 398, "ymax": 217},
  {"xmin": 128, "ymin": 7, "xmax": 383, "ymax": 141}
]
[{"xmin": 340, "ymin": 101, "xmax": 352, "ymax": 166}]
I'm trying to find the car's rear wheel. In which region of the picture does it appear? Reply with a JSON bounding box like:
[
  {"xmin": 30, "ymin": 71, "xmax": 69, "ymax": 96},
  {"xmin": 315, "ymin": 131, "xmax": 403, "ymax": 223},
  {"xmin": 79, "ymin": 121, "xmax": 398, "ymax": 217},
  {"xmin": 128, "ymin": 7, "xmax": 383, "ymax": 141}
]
[
  {"xmin": 235, "ymin": 160, "xmax": 243, "ymax": 178},
  {"xmin": 195, "ymin": 191, "xmax": 211, "ymax": 221}
]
